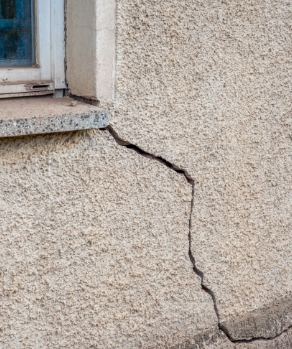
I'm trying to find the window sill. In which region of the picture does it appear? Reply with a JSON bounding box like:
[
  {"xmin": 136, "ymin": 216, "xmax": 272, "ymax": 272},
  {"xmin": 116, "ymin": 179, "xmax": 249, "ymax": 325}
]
[{"xmin": 0, "ymin": 96, "xmax": 108, "ymax": 138}]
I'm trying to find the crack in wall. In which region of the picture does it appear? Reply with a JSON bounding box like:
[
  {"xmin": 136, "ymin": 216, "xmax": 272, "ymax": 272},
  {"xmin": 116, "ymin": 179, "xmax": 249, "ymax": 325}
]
[
  {"xmin": 103, "ymin": 125, "xmax": 291, "ymax": 346},
  {"xmin": 225, "ymin": 325, "xmax": 292, "ymax": 345},
  {"xmin": 105, "ymin": 125, "xmax": 193, "ymax": 183}
]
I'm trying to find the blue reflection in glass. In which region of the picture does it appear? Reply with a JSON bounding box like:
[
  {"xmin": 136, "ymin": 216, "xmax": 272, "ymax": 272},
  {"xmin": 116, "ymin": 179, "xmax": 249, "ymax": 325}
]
[{"xmin": 0, "ymin": 0, "xmax": 34, "ymax": 67}]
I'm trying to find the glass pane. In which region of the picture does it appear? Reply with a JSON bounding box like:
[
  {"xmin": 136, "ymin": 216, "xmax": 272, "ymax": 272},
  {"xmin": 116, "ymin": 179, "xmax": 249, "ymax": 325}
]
[{"xmin": 0, "ymin": 0, "xmax": 34, "ymax": 67}]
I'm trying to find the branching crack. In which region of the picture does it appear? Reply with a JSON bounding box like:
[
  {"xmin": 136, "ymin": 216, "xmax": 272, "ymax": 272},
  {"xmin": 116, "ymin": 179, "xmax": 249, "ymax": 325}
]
[{"xmin": 104, "ymin": 125, "xmax": 291, "ymax": 346}]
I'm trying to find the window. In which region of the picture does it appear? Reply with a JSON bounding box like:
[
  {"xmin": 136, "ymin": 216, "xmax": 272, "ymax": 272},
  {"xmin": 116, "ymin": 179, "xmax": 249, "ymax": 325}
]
[
  {"xmin": 0, "ymin": 0, "xmax": 66, "ymax": 98},
  {"xmin": 0, "ymin": 0, "xmax": 34, "ymax": 67}
]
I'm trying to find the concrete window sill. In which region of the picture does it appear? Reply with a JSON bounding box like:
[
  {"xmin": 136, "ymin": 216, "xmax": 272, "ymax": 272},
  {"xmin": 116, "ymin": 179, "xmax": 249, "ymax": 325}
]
[{"xmin": 0, "ymin": 96, "xmax": 109, "ymax": 138}]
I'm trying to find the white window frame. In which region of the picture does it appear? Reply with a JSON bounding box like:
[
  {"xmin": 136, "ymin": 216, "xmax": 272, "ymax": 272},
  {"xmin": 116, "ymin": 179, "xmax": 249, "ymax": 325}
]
[{"xmin": 0, "ymin": 0, "xmax": 66, "ymax": 98}]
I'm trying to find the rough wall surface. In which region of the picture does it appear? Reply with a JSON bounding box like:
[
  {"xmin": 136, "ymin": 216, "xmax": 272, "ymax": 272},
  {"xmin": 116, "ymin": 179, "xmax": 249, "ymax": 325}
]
[
  {"xmin": 169, "ymin": 327, "xmax": 292, "ymax": 349},
  {"xmin": 1, "ymin": 0, "xmax": 292, "ymax": 347},
  {"xmin": 0, "ymin": 130, "xmax": 219, "ymax": 348},
  {"xmin": 111, "ymin": 0, "xmax": 292, "ymax": 341}
]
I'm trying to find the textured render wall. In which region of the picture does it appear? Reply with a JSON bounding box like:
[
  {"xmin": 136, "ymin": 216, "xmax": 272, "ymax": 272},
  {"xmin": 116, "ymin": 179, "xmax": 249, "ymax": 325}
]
[
  {"xmin": 2, "ymin": 1, "xmax": 292, "ymax": 348},
  {"xmin": 0, "ymin": 130, "xmax": 220, "ymax": 348},
  {"xmin": 111, "ymin": 0, "xmax": 292, "ymax": 343},
  {"xmin": 2, "ymin": 134, "xmax": 292, "ymax": 349}
]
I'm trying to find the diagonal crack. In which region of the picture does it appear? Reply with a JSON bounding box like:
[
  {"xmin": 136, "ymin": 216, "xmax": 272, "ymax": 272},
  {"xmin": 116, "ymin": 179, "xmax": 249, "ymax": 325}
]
[
  {"xmin": 105, "ymin": 125, "xmax": 193, "ymax": 183},
  {"xmin": 104, "ymin": 126, "xmax": 225, "ymax": 332},
  {"xmin": 103, "ymin": 125, "xmax": 292, "ymax": 346}
]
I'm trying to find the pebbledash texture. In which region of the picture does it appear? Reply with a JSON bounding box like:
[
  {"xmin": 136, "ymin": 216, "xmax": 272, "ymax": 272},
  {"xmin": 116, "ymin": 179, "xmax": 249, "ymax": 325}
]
[
  {"xmin": 0, "ymin": 130, "xmax": 292, "ymax": 349},
  {"xmin": 0, "ymin": 130, "xmax": 219, "ymax": 348},
  {"xmin": 1, "ymin": 0, "xmax": 292, "ymax": 348},
  {"xmin": 110, "ymin": 0, "xmax": 292, "ymax": 344}
]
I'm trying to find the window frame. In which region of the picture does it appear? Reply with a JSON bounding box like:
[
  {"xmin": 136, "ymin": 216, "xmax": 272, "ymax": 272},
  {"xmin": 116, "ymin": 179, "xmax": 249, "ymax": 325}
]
[{"xmin": 0, "ymin": 0, "xmax": 66, "ymax": 98}]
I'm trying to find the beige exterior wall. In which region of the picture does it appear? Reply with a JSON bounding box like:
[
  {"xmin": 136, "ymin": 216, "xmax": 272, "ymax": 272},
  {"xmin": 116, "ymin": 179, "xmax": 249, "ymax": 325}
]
[
  {"xmin": 0, "ymin": 130, "xmax": 219, "ymax": 348},
  {"xmin": 110, "ymin": 0, "xmax": 292, "ymax": 344},
  {"xmin": 1, "ymin": 0, "xmax": 292, "ymax": 348}
]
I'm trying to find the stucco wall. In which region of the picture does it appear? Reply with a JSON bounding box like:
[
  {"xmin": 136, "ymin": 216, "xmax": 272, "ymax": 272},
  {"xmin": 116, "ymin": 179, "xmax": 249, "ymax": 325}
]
[
  {"xmin": 0, "ymin": 130, "xmax": 220, "ymax": 348},
  {"xmin": 1, "ymin": 0, "xmax": 292, "ymax": 348},
  {"xmin": 110, "ymin": 0, "xmax": 292, "ymax": 343},
  {"xmin": 1, "ymin": 130, "xmax": 291, "ymax": 348}
]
